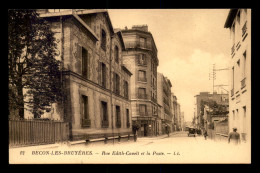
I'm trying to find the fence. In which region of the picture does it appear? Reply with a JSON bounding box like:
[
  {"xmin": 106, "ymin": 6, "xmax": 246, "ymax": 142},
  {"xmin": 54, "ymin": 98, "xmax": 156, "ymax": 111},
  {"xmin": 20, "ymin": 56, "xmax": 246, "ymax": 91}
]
[{"xmin": 9, "ymin": 120, "xmax": 69, "ymax": 147}]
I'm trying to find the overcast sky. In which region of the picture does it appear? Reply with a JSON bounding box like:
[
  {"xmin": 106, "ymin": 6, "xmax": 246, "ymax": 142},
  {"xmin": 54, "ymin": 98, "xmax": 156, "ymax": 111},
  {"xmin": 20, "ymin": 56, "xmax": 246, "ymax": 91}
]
[{"xmin": 108, "ymin": 9, "xmax": 231, "ymax": 122}]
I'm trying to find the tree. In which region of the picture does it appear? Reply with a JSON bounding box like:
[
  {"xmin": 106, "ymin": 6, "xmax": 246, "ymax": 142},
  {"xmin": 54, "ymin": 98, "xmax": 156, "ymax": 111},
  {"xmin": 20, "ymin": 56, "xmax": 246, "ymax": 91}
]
[{"xmin": 8, "ymin": 9, "xmax": 63, "ymax": 119}]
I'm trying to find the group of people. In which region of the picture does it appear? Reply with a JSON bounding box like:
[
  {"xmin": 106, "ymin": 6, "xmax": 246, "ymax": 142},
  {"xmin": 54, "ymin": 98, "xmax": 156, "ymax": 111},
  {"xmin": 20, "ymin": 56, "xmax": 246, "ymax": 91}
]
[{"xmin": 203, "ymin": 127, "xmax": 241, "ymax": 145}]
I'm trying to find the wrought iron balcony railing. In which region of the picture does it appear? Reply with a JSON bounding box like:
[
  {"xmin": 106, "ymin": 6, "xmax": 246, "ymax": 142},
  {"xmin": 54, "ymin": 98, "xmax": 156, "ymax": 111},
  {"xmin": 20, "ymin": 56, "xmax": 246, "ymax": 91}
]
[
  {"xmin": 124, "ymin": 41, "xmax": 152, "ymax": 50},
  {"xmin": 102, "ymin": 120, "xmax": 109, "ymax": 128},
  {"xmin": 241, "ymin": 77, "xmax": 246, "ymax": 89},
  {"xmin": 138, "ymin": 93, "xmax": 148, "ymax": 99}
]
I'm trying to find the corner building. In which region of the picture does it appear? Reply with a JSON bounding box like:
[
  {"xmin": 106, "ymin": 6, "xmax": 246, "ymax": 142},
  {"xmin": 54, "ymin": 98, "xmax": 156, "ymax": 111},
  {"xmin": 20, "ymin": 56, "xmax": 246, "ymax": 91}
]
[
  {"xmin": 121, "ymin": 25, "xmax": 159, "ymax": 137},
  {"xmin": 35, "ymin": 9, "xmax": 132, "ymax": 141}
]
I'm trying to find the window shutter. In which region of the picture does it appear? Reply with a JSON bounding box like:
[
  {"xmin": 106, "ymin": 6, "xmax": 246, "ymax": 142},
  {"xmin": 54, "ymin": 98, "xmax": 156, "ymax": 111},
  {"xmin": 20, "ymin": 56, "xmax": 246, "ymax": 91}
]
[{"xmin": 106, "ymin": 66, "xmax": 109, "ymax": 89}]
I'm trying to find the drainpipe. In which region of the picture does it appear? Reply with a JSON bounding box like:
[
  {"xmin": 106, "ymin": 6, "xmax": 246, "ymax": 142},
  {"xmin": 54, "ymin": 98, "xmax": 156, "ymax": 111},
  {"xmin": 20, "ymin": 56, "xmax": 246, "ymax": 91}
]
[{"xmin": 110, "ymin": 34, "xmax": 114, "ymax": 144}]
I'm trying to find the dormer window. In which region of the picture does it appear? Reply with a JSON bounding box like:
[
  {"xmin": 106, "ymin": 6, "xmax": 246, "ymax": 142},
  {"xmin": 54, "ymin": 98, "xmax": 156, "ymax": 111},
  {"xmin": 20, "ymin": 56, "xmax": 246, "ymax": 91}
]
[{"xmin": 101, "ymin": 29, "xmax": 106, "ymax": 51}]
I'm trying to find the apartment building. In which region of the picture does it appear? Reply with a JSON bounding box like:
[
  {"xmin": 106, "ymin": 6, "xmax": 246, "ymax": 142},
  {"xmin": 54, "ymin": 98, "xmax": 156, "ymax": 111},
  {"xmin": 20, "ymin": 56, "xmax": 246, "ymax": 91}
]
[
  {"xmin": 224, "ymin": 9, "xmax": 251, "ymax": 142},
  {"xmin": 121, "ymin": 25, "xmax": 159, "ymax": 137},
  {"xmin": 23, "ymin": 9, "xmax": 133, "ymax": 141}
]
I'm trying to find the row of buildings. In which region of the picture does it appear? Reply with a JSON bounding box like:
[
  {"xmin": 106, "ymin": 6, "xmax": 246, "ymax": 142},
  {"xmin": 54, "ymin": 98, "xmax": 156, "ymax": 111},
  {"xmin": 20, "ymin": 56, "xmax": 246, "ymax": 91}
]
[
  {"xmin": 193, "ymin": 9, "xmax": 251, "ymax": 143},
  {"xmin": 20, "ymin": 9, "xmax": 184, "ymax": 141}
]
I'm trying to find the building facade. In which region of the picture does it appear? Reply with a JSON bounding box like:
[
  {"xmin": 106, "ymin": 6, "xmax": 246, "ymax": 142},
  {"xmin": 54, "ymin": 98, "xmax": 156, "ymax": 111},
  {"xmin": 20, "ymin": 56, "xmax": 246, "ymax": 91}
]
[
  {"xmin": 224, "ymin": 9, "xmax": 251, "ymax": 142},
  {"xmin": 157, "ymin": 73, "xmax": 173, "ymax": 134},
  {"xmin": 23, "ymin": 9, "xmax": 133, "ymax": 141},
  {"xmin": 171, "ymin": 94, "xmax": 178, "ymax": 131},
  {"xmin": 121, "ymin": 25, "xmax": 160, "ymax": 137},
  {"xmin": 194, "ymin": 92, "xmax": 229, "ymax": 130}
]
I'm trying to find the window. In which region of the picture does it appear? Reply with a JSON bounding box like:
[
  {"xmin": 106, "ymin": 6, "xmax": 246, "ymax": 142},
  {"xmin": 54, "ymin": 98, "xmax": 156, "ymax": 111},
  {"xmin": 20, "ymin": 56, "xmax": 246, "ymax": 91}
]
[
  {"xmin": 138, "ymin": 70, "xmax": 146, "ymax": 82},
  {"xmin": 138, "ymin": 88, "xmax": 146, "ymax": 99},
  {"xmin": 101, "ymin": 29, "xmax": 106, "ymax": 51},
  {"xmin": 140, "ymin": 37, "xmax": 146, "ymax": 48},
  {"xmin": 124, "ymin": 81, "xmax": 129, "ymax": 99},
  {"xmin": 82, "ymin": 95, "xmax": 90, "ymax": 127},
  {"xmin": 139, "ymin": 104, "xmax": 147, "ymax": 116},
  {"xmin": 237, "ymin": 10, "xmax": 240, "ymax": 25},
  {"xmin": 126, "ymin": 109, "xmax": 130, "ymax": 128},
  {"xmin": 232, "ymin": 66, "xmax": 235, "ymax": 90},
  {"xmin": 82, "ymin": 47, "xmax": 88, "ymax": 78},
  {"xmin": 232, "ymin": 24, "xmax": 235, "ymax": 45},
  {"xmin": 243, "ymin": 51, "xmax": 247, "ymax": 78},
  {"xmin": 237, "ymin": 59, "xmax": 240, "ymax": 67},
  {"xmin": 101, "ymin": 63, "xmax": 106, "ymax": 88},
  {"xmin": 236, "ymin": 109, "xmax": 239, "ymax": 130},
  {"xmin": 116, "ymin": 106, "xmax": 121, "ymax": 128},
  {"xmin": 115, "ymin": 46, "xmax": 119, "ymax": 63},
  {"xmin": 138, "ymin": 54, "xmax": 147, "ymax": 65},
  {"xmin": 243, "ymin": 106, "xmax": 246, "ymax": 133},
  {"xmin": 101, "ymin": 101, "xmax": 108, "ymax": 128},
  {"xmin": 113, "ymin": 73, "xmax": 120, "ymax": 94}
]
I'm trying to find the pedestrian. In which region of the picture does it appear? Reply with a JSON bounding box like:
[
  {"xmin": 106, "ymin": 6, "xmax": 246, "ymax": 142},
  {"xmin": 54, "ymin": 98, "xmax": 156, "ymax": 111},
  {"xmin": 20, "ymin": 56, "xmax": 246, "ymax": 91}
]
[
  {"xmin": 203, "ymin": 130, "xmax": 208, "ymax": 140},
  {"xmin": 165, "ymin": 125, "xmax": 170, "ymax": 137},
  {"xmin": 228, "ymin": 127, "xmax": 240, "ymax": 145},
  {"xmin": 132, "ymin": 122, "xmax": 140, "ymax": 142}
]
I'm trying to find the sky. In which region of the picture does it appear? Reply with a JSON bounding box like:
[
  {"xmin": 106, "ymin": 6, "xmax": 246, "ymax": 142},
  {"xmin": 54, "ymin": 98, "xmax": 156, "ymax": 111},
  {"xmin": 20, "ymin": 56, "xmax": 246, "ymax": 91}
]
[{"xmin": 108, "ymin": 9, "xmax": 231, "ymax": 122}]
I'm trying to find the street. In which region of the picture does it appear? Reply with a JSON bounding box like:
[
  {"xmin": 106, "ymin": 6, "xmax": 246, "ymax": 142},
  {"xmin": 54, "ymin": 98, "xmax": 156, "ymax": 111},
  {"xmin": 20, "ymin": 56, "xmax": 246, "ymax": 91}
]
[{"xmin": 9, "ymin": 131, "xmax": 250, "ymax": 164}]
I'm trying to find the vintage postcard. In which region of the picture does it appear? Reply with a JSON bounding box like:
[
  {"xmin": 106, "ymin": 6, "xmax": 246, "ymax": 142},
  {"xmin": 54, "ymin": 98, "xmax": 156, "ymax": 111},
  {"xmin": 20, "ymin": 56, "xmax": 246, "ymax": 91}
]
[{"xmin": 8, "ymin": 9, "xmax": 251, "ymax": 164}]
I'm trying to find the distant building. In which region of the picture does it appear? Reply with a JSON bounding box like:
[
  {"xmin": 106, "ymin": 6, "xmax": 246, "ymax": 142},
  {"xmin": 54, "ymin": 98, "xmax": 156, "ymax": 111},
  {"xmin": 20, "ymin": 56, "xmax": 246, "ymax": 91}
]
[
  {"xmin": 171, "ymin": 94, "xmax": 178, "ymax": 131},
  {"xmin": 194, "ymin": 92, "xmax": 229, "ymax": 130},
  {"xmin": 121, "ymin": 25, "xmax": 159, "ymax": 137},
  {"xmin": 23, "ymin": 9, "xmax": 133, "ymax": 141},
  {"xmin": 157, "ymin": 73, "xmax": 173, "ymax": 134},
  {"xmin": 224, "ymin": 9, "xmax": 251, "ymax": 142}
]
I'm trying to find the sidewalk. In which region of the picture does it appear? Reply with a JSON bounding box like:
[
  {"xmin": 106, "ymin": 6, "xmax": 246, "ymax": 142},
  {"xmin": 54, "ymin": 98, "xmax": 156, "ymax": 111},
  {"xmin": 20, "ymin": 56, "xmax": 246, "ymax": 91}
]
[{"xmin": 137, "ymin": 131, "xmax": 179, "ymax": 140}]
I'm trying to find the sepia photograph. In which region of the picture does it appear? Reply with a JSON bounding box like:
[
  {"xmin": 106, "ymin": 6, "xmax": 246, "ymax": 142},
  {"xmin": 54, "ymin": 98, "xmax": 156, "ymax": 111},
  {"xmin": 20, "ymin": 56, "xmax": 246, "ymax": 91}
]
[{"xmin": 8, "ymin": 9, "xmax": 251, "ymax": 164}]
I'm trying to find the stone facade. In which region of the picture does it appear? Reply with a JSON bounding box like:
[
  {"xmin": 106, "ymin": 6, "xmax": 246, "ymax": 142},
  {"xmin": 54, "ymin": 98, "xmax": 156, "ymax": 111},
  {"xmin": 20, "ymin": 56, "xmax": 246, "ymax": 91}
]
[
  {"xmin": 25, "ymin": 9, "xmax": 133, "ymax": 141},
  {"xmin": 121, "ymin": 25, "xmax": 160, "ymax": 137}
]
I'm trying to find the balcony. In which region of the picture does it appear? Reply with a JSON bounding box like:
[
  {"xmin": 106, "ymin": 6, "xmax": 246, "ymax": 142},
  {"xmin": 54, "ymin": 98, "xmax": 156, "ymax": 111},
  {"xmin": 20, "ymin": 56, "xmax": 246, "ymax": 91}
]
[
  {"xmin": 116, "ymin": 121, "xmax": 121, "ymax": 128},
  {"xmin": 241, "ymin": 77, "xmax": 246, "ymax": 89},
  {"xmin": 231, "ymin": 88, "xmax": 234, "ymax": 97},
  {"xmin": 124, "ymin": 41, "xmax": 151, "ymax": 50},
  {"xmin": 82, "ymin": 119, "xmax": 91, "ymax": 127},
  {"xmin": 138, "ymin": 93, "xmax": 148, "ymax": 99},
  {"xmin": 138, "ymin": 77, "xmax": 147, "ymax": 82},
  {"xmin": 231, "ymin": 44, "xmax": 235, "ymax": 55},
  {"xmin": 102, "ymin": 120, "xmax": 109, "ymax": 128}
]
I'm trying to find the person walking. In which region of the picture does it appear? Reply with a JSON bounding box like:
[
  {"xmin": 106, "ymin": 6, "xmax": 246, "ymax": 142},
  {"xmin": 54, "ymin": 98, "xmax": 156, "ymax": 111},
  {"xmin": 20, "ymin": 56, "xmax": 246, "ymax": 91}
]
[
  {"xmin": 228, "ymin": 127, "xmax": 240, "ymax": 145},
  {"xmin": 165, "ymin": 125, "xmax": 170, "ymax": 137},
  {"xmin": 132, "ymin": 122, "xmax": 140, "ymax": 142},
  {"xmin": 203, "ymin": 130, "xmax": 208, "ymax": 140}
]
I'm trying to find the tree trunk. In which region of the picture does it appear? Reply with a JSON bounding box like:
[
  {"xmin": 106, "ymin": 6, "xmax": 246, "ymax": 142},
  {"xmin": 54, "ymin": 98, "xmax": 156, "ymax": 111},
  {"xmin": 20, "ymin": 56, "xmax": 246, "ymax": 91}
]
[{"xmin": 17, "ymin": 79, "xmax": 24, "ymax": 119}]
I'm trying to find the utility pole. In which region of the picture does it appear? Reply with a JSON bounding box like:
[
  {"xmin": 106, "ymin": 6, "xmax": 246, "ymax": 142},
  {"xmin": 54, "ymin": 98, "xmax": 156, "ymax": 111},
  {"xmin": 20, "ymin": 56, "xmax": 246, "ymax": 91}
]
[{"xmin": 209, "ymin": 64, "xmax": 229, "ymax": 94}]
